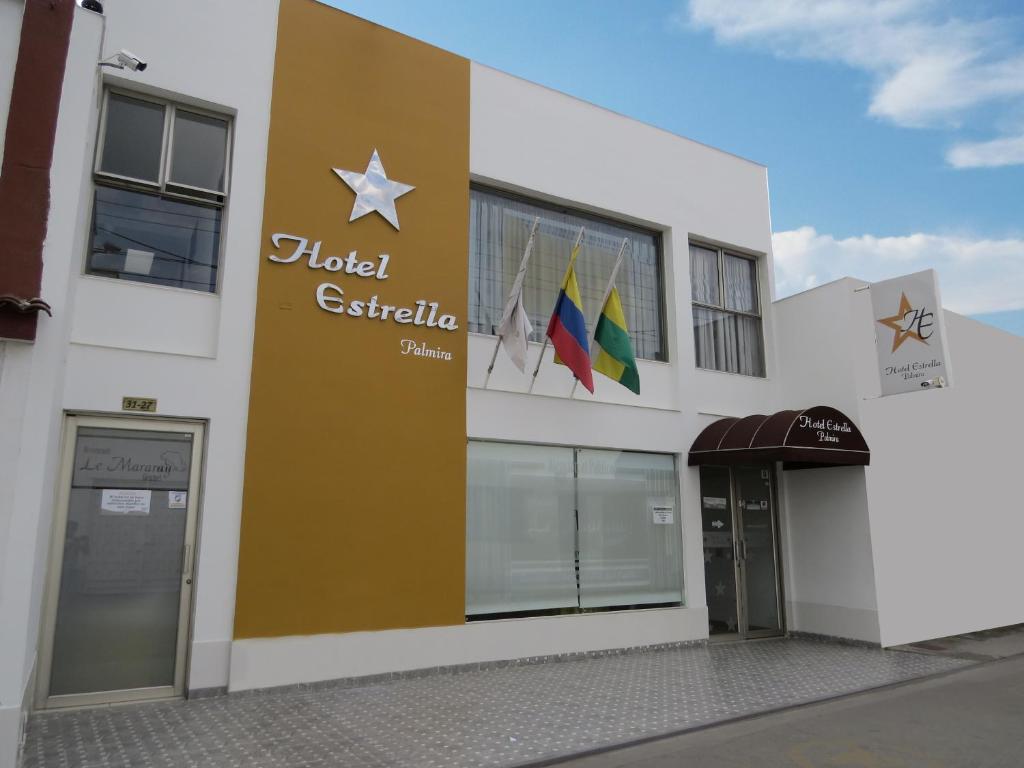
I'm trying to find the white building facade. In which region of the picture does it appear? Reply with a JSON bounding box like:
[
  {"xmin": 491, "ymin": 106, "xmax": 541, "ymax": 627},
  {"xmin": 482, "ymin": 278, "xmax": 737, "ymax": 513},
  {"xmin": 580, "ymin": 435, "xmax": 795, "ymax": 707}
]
[{"xmin": 0, "ymin": 1, "xmax": 1022, "ymax": 766}]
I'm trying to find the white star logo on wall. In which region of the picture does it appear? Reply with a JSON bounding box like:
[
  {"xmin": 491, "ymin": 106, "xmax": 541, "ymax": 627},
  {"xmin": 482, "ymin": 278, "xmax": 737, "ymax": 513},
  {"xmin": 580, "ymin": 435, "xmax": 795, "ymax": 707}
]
[{"xmin": 332, "ymin": 149, "xmax": 414, "ymax": 230}]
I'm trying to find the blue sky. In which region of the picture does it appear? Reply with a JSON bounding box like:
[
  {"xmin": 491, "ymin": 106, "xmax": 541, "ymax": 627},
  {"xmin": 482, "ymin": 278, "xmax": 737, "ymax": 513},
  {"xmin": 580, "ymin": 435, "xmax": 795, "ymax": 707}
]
[{"xmin": 329, "ymin": 0, "xmax": 1024, "ymax": 337}]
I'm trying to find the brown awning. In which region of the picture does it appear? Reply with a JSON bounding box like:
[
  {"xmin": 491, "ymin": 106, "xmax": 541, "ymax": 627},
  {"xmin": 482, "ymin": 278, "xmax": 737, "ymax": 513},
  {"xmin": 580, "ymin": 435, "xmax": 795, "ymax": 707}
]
[{"xmin": 688, "ymin": 406, "xmax": 869, "ymax": 470}]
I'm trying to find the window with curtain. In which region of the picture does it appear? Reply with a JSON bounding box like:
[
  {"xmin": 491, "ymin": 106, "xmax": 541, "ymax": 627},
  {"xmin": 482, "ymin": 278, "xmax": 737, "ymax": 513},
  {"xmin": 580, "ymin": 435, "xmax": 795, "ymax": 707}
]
[
  {"xmin": 466, "ymin": 442, "xmax": 577, "ymax": 616},
  {"xmin": 469, "ymin": 187, "xmax": 666, "ymax": 361},
  {"xmin": 466, "ymin": 441, "xmax": 683, "ymax": 618},
  {"xmin": 87, "ymin": 90, "xmax": 231, "ymax": 293},
  {"xmin": 577, "ymin": 450, "xmax": 682, "ymax": 608},
  {"xmin": 690, "ymin": 243, "xmax": 765, "ymax": 377}
]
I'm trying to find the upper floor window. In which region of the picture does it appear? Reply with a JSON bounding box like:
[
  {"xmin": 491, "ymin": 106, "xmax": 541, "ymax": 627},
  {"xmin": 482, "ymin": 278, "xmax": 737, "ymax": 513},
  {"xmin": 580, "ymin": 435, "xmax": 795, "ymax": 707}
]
[
  {"xmin": 690, "ymin": 243, "xmax": 765, "ymax": 377},
  {"xmin": 470, "ymin": 187, "xmax": 666, "ymax": 361},
  {"xmin": 87, "ymin": 91, "xmax": 231, "ymax": 293}
]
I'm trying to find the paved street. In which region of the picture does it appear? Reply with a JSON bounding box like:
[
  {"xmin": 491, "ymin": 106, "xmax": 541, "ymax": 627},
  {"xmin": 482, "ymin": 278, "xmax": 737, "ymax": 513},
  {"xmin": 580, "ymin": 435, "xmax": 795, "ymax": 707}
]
[
  {"xmin": 22, "ymin": 638, "xmax": 966, "ymax": 768},
  {"xmin": 561, "ymin": 652, "xmax": 1024, "ymax": 768}
]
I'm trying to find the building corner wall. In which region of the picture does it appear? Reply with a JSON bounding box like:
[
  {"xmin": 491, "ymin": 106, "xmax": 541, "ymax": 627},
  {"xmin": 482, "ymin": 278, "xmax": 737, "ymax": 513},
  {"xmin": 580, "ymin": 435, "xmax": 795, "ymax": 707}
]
[
  {"xmin": 779, "ymin": 466, "xmax": 880, "ymax": 644},
  {"xmin": 857, "ymin": 304, "xmax": 1024, "ymax": 647},
  {"xmin": 773, "ymin": 280, "xmax": 882, "ymax": 644}
]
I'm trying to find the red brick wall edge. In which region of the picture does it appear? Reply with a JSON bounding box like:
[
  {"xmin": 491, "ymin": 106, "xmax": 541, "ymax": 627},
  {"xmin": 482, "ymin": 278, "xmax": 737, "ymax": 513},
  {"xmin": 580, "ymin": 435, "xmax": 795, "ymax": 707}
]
[{"xmin": 0, "ymin": 0, "xmax": 75, "ymax": 341}]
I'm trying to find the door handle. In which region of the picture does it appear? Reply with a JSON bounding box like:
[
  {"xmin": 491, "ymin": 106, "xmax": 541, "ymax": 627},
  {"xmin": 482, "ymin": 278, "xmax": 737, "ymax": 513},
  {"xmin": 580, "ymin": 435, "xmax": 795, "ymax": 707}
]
[
  {"xmin": 182, "ymin": 543, "xmax": 194, "ymax": 584},
  {"xmin": 741, "ymin": 539, "xmax": 748, "ymax": 561}
]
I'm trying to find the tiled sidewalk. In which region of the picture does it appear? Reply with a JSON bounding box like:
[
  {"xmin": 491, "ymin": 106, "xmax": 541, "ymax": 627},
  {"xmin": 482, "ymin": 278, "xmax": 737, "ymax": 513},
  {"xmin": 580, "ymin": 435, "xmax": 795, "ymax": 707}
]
[{"xmin": 23, "ymin": 638, "xmax": 970, "ymax": 768}]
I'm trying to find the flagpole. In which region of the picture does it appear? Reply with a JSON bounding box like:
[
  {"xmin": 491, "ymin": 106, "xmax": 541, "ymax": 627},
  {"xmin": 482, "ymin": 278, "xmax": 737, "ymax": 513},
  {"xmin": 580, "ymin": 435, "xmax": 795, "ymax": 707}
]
[
  {"xmin": 529, "ymin": 225, "xmax": 586, "ymax": 394},
  {"xmin": 484, "ymin": 216, "xmax": 540, "ymax": 389},
  {"xmin": 570, "ymin": 237, "xmax": 631, "ymax": 399}
]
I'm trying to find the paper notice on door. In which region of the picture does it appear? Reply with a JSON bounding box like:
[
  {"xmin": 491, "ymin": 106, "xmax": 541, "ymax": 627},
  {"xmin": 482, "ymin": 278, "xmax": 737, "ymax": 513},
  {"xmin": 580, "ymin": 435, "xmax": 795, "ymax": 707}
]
[
  {"xmin": 651, "ymin": 505, "xmax": 674, "ymax": 525},
  {"xmin": 101, "ymin": 489, "xmax": 152, "ymax": 515},
  {"xmin": 703, "ymin": 496, "xmax": 727, "ymax": 510},
  {"xmin": 168, "ymin": 491, "xmax": 187, "ymax": 509}
]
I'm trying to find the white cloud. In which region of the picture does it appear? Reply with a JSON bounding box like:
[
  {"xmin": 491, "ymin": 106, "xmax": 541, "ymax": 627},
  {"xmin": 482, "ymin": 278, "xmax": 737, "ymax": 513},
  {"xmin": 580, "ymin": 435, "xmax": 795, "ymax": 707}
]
[
  {"xmin": 947, "ymin": 133, "xmax": 1024, "ymax": 168},
  {"xmin": 772, "ymin": 226, "xmax": 1024, "ymax": 314},
  {"xmin": 685, "ymin": 0, "xmax": 1024, "ymax": 165}
]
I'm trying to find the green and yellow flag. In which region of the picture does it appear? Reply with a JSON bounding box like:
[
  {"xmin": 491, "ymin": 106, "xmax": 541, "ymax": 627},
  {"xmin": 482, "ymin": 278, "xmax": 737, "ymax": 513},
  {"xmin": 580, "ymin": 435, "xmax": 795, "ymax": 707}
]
[{"xmin": 592, "ymin": 286, "xmax": 640, "ymax": 394}]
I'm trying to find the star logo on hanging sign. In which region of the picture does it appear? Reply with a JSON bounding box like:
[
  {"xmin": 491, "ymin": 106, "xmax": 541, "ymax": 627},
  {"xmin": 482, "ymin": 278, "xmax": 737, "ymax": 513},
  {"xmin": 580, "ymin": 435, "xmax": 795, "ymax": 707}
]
[
  {"xmin": 714, "ymin": 581, "xmax": 727, "ymax": 597},
  {"xmin": 332, "ymin": 149, "xmax": 414, "ymax": 231},
  {"xmin": 877, "ymin": 292, "xmax": 934, "ymax": 353}
]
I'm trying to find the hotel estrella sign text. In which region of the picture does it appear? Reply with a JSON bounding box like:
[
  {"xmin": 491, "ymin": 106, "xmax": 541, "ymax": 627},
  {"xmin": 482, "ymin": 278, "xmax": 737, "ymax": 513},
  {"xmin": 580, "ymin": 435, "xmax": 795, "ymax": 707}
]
[
  {"xmin": 795, "ymin": 414, "xmax": 853, "ymax": 445},
  {"xmin": 870, "ymin": 269, "xmax": 951, "ymax": 397},
  {"xmin": 266, "ymin": 149, "xmax": 458, "ymax": 360}
]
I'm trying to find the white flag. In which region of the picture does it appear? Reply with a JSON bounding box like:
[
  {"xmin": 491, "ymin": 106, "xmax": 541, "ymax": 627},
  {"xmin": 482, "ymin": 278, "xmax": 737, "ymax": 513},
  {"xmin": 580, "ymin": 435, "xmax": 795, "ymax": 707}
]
[{"xmin": 496, "ymin": 259, "xmax": 533, "ymax": 372}]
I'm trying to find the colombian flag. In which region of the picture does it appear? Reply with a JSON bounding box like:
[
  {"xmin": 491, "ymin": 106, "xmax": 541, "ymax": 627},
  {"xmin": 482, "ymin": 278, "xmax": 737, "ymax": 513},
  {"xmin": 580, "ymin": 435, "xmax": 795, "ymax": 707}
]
[
  {"xmin": 546, "ymin": 244, "xmax": 594, "ymax": 393},
  {"xmin": 593, "ymin": 286, "xmax": 640, "ymax": 394}
]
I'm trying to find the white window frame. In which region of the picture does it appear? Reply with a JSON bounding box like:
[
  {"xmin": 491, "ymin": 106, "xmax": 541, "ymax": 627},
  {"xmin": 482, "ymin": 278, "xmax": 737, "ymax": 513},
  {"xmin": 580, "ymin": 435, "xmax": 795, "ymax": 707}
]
[
  {"xmin": 94, "ymin": 88, "xmax": 233, "ymax": 205},
  {"xmin": 690, "ymin": 242, "xmax": 766, "ymax": 377},
  {"xmin": 87, "ymin": 88, "xmax": 233, "ymax": 293}
]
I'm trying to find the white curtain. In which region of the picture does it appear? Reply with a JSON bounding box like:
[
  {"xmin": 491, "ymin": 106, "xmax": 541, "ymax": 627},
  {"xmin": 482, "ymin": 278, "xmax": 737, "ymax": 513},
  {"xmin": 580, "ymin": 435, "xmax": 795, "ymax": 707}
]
[
  {"xmin": 576, "ymin": 450, "xmax": 682, "ymax": 608},
  {"xmin": 465, "ymin": 442, "xmax": 577, "ymax": 616},
  {"xmin": 690, "ymin": 245, "xmax": 764, "ymax": 376},
  {"xmin": 689, "ymin": 244, "xmax": 720, "ymax": 305},
  {"xmin": 723, "ymin": 254, "xmax": 757, "ymax": 312},
  {"xmin": 470, "ymin": 189, "xmax": 664, "ymax": 360}
]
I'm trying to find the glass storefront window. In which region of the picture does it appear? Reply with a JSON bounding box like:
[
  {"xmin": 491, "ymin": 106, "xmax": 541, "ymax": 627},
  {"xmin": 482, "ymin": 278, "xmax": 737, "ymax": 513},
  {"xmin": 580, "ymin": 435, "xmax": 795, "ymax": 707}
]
[
  {"xmin": 466, "ymin": 442, "xmax": 577, "ymax": 615},
  {"xmin": 577, "ymin": 450, "xmax": 682, "ymax": 608},
  {"xmin": 466, "ymin": 441, "xmax": 683, "ymax": 618}
]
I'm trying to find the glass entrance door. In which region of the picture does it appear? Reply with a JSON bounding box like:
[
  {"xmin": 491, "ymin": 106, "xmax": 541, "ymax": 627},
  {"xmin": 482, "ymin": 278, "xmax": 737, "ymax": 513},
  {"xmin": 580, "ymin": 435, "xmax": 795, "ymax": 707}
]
[
  {"xmin": 700, "ymin": 464, "xmax": 782, "ymax": 639},
  {"xmin": 700, "ymin": 466, "xmax": 739, "ymax": 635},
  {"xmin": 38, "ymin": 416, "xmax": 203, "ymax": 708},
  {"xmin": 733, "ymin": 466, "xmax": 782, "ymax": 636}
]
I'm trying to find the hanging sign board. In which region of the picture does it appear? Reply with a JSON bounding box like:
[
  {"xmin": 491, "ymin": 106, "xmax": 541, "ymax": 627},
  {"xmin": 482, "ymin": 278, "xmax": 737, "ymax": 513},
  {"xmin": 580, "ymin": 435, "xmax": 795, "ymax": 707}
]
[{"xmin": 870, "ymin": 269, "xmax": 951, "ymax": 396}]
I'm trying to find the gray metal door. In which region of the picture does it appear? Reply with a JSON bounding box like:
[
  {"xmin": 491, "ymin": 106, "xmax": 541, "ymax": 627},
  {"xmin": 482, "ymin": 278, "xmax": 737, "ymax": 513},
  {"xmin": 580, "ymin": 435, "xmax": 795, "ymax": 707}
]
[{"xmin": 37, "ymin": 415, "xmax": 203, "ymax": 709}]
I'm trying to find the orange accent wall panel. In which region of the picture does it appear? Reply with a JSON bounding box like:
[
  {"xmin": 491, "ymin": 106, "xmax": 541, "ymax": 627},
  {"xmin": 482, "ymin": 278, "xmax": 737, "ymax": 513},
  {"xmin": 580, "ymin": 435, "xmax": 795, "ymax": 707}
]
[{"xmin": 234, "ymin": 0, "xmax": 470, "ymax": 638}]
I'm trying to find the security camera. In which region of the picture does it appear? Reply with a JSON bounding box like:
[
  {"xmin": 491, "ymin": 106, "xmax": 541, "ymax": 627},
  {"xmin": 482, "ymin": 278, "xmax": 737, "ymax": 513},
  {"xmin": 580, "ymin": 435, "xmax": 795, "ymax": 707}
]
[{"xmin": 115, "ymin": 50, "xmax": 147, "ymax": 72}]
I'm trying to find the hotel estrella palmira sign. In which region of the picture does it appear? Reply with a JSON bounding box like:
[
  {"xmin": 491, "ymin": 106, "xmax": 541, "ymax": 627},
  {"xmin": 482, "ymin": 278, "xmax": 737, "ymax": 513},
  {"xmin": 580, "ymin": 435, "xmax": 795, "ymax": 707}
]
[
  {"xmin": 235, "ymin": 0, "xmax": 469, "ymax": 640},
  {"xmin": 870, "ymin": 269, "xmax": 952, "ymax": 397}
]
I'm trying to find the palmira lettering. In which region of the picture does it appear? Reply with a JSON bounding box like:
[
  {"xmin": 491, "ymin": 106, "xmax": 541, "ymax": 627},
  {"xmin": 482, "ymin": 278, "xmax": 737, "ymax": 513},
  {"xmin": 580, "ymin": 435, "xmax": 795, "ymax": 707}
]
[
  {"xmin": 400, "ymin": 339, "xmax": 452, "ymax": 360},
  {"xmin": 267, "ymin": 233, "xmax": 459, "ymax": 331},
  {"xmin": 885, "ymin": 358, "xmax": 943, "ymax": 380}
]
